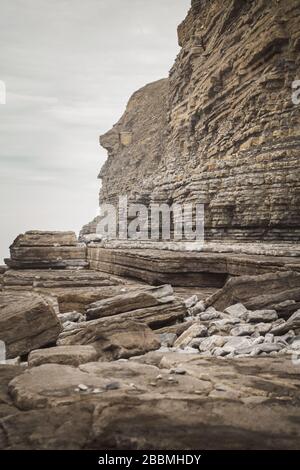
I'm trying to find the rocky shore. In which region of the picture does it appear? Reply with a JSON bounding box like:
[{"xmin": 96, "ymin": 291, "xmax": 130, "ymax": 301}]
[
  {"xmin": 1, "ymin": 0, "xmax": 300, "ymax": 451},
  {"xmin": 0, "ymin": 231, "xmax": 300, "ymax": 449}
]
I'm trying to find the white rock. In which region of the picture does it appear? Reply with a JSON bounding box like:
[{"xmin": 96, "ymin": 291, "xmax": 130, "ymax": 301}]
[
  {"xmin": 159, "ymin": 333, "xmax": 177, "ymax": 348},
  {"xmin": 208, "ymin": 318, "xmax": 240, "ymax": 335},
  {"xmin": 78, "ymin": 384, "xmax": 88, "ymax": 392},
  {"xmin": 199, "ymin": 335, "xmax": 226, "ymax": 352},
  {"xmin": 212, "ymin": 347, "xmax": 229, "ymax": 357},
  {"xmin": 254, "ymin": 323, "xmax": 272, "ymax": 335},
  {"xmin": 198, "ymin": 311, "xmax": 221, "ymax": 321},
  {"xmin": 62, "ymin": 321, "xmax": 83, "ymax": 332},
  {"xmin": 289, "ymin": 336, "xmax": 300, "ymax": 350},
  {"xmin": 246, "ymin": 310, "xmax": 278, "ymax": 323},
  {"xmin": 264, "ymin": 333, "xmax": 274, "ymax": 343},
  {"xmin": 231, "ymin": 324, "xmax": 256, "ymax": 337},
  {"xmin": 58, "ymin": 311, "xmax": 85, "ymax": 323},
  {"xmin": 174, "ymin": 323, "xmax": 207, "ymax": 348},
  {"xmin": 184, "ymin": 295, "xmax": 198, "ymax": 309},
  {"xmin": 224, "ymin": 303, "xmax": 248, "ymax": 319},
  {"xmin": 189, "ymin": 300, "xmax": 206, "ymax": 315}
]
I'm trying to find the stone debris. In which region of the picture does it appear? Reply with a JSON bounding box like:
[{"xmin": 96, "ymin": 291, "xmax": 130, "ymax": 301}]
[
  {"xmin": 174, "ymin": 323, "xmax": 207, "ymax": 348},
  {"xmin": 170, "ymin": 303, "xmax": 300, "ymax": 358},
  {"xmin": 184, "ymin": 295, "xmax": 198, "ymax": 309},
  {"xmin": 188, "ymin": 300, "xmax": 206, "ymax": 315},
  {"xmin": 58, "ymin": 311, "xmax": 86, "ymax": 324}
]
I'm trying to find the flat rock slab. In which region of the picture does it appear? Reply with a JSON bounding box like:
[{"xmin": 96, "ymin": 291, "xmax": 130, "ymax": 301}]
[
  {"xmin": 57, "ymin": 317, "xmax": 160, "ymax": 360},
  {"xmin": 1, "ymin": 355, "xmax": 300, "ymax": 449},
  {"xmin": 87, "ymin": 247, "xmax": 300, "ymax": 287},
  {"xmin": 39, "ymin": 285, "xmax": 145, "ymax": 314},
  {"xmin": 11, "ymin": 231, "xmax": 78, "ymax": 247},
  {"xmin": 0, "ymin": 292, "xmax": 61, "ymax": 359},
  {"xmin": 86, "ymin": 285, "xmax": 175, "ymax": 320},
  {"xmin": 3, "ymin": 269, "xmax": 123, "ymax": 289},
  {"xmin": 28, "ymin": 346, "xmax": 99, "ymax": 367}
]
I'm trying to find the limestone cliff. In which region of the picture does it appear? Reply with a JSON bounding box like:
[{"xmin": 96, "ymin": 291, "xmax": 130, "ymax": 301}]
[{"xmin": 83, "ymin": 0, "xmax": 300, "ymax": 242}]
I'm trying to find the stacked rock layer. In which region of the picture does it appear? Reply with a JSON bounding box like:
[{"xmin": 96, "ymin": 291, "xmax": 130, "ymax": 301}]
[{"xmin": 83, "ymin": 0, "xmax": 300, "ymax": 242}]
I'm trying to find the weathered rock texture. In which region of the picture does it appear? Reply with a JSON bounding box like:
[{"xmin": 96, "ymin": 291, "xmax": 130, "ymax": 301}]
[
  {"xmin": 207, "ymin": 270, "xmax": 300, "ymax": 312},
  {"xmin": 0, "ymin": 292, "xmax": 61, "ymax": 359},
  {"xmin": 83, "ymin": 0, "xmax": 300, "ymax": 242},
  {"xmin": 1, "ymin": 355, "xmax": 300, "ymax": 449},
  {"xmin": 57, "ymin": 317, "xmax": 160, "ymax": 361},
  {"xmin": 88, "ymin": 246, "xmax": 300, "ymax": 286},
  {"xmin": 5, "ymin": 231, "xmax": 88, "ymax": 269},
  {"xmin": 1, "ymin": 268, "xmax": 128, "ymax": 313}
]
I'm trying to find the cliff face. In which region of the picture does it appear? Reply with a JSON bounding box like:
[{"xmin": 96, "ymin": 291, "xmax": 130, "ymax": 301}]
[
  {"xmin": 84, "ymin": 0, "xmax": 300, "ymax": 241},
  {"xmin": 99, "ymin": 79, "xmax": 169, "ymax": 206}
]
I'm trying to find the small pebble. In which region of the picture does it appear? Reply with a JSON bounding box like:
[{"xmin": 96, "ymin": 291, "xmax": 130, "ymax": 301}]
[
  {"xmin": 78, "ymin": 384, "xmax": 88, "ymax": 392},
  {"xmin": 105, "ymin": 382, "xmax": 120, "ymax": 391},
  {"xmin": 171, "ymin": 368, "xmax": 186, "ymax": 375}
]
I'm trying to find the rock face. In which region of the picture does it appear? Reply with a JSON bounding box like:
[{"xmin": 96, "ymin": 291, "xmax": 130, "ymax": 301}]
[
  {"xmin": 5, "ymin": 231, "xmax": 88, "ymax": 269},
  {"xmin": 1, "ymin": 355, "xmax": 300, "ymax": 449},
  {"xmin": 207, "ymin": 270, "xmax": 300, "ymax": 312},
  {"xmin": 1, "ymin": 0, "xmax": 300, "ymax": 452},
  {"xmin": 88, "ymin": 246, "xmax": 300, "ymax": 286},
  {"xmin": 0, "ymin": 292, "xmax": 61, "ymax": 359},
  {"xmin": 83, "ymin": 0, "xmax": 300, "ymax": 242}
]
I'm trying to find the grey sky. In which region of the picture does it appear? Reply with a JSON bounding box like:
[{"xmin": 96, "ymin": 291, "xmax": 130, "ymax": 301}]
[{"xmin": 0, "ymin": 0, "xmax": 190, "ymax": 262}]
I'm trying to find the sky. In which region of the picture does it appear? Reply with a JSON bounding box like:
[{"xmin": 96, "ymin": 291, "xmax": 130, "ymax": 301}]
[{"xmin": 0, "ymin": 0, "xmax": 190, "ymax": 262}]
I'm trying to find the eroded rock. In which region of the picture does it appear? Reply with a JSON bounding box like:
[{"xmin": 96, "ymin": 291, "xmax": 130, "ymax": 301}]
[{"xmin": 0, "ymin": 292, "xmax": 61, "ymax": 359}]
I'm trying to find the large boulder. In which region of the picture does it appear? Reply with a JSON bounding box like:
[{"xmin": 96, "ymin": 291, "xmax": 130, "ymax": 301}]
[
  {"xmin": 206, "ymin": 271, "xmax": 300, "ymax": 312},
  {"xmin": 0, "ymin": 292, "xmax": 61, "ymax": 359}
]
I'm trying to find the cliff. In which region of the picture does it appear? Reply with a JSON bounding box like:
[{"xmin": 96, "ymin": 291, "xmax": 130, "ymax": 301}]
[{"xmin": 83, "ymin": 0, "xmax": 300, "ymax": 242}]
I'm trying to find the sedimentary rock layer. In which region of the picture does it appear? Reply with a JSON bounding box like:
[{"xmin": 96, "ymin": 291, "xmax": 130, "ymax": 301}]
[
  {"xmin": 87, "ymin": 246, "xmax": 300, "ymax": 286},
  {"xmin": 5, "ymin": 231, "xmax": 88, "ymax": 269},
  {"xmin": 206, "ymin": 270, "xmax": 300, "ymax": 312},
  {"xmin": 83, "ymin": 0, "xmax": 300, "ymax": 242}
]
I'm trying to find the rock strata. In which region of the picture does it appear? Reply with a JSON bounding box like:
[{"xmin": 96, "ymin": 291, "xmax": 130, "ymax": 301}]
[
  {"xmin": 83, "ymin": 0, "xmax": 300, "ymax": 242},
  {"xmin": 5, "ymin": 231, "xmax": 88, "ymax": 269}
]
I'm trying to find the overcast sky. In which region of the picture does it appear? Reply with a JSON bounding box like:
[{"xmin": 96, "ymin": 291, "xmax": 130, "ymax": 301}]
[{"xmin": 0, "ymin": 0, "xmax": 190, "ymax": 262}]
